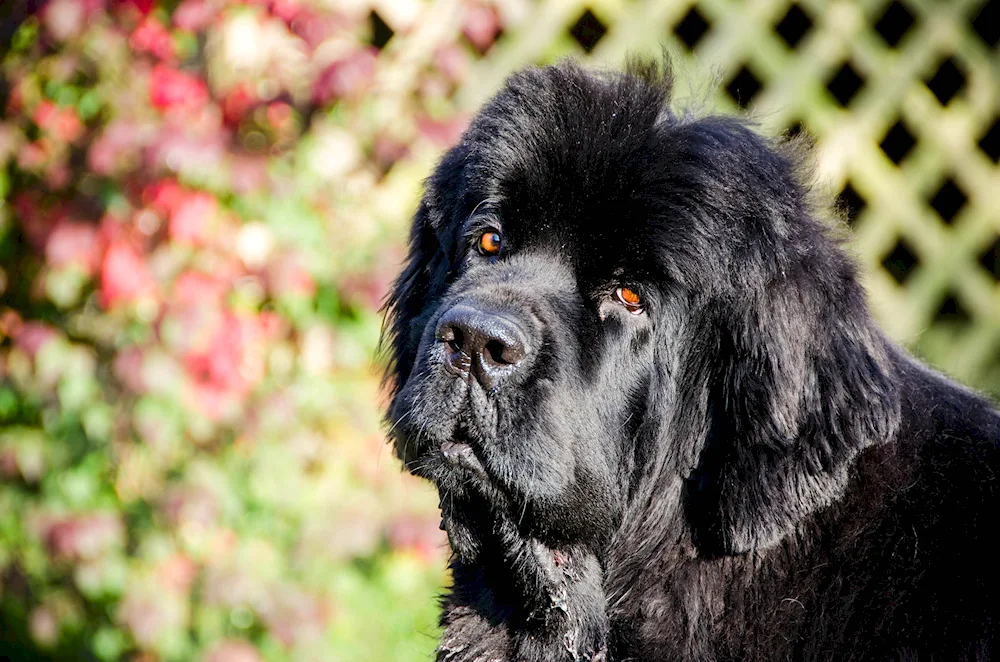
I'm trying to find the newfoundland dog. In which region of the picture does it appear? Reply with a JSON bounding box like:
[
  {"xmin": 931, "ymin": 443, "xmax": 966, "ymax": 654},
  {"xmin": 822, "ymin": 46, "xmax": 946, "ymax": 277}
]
[{"xmin": 382, "ymin": 58, "xmax": 1000, "ymax": 661}]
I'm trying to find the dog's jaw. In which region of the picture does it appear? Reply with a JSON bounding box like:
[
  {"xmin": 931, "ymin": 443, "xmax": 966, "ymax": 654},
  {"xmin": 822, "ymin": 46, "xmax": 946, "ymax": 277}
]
[{"xmin": 442, "ymin": 525, "xmax": 611, "ymax": 662}]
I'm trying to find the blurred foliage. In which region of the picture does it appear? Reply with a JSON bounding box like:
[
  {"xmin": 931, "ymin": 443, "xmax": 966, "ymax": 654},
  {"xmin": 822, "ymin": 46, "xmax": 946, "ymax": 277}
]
[
  {"xmin": 0, "ymin": 0, "xmax": 480, "ymax": 659},
  {"xmin": 0, "ymin": 0, "xmax": 997, "ymax": 660}
]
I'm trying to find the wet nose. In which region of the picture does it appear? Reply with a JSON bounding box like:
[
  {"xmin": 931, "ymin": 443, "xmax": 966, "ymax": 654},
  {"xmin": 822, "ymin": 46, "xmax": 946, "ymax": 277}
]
[{"xmin": 435, "ymin": 305, "xmax": 529, "ymax": 390}]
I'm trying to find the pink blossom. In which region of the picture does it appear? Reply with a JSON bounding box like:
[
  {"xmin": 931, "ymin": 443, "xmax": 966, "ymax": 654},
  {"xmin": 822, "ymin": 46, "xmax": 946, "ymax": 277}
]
[
  {"xmin": 163, "ymin": 484, "xmax": 219, "ymax": 529},
  {"xmin": 87, "ymin": 120, "xmax": 152, "ymax": 175},
  {"xmin": 312, "ymin": 48, "xmax": 377, "ymax": 106},
  {"xmin": 145, "ymin": 122, "xmax": 226, "ymax": 174},
  {"xmin": 114, "ymin": 0, "xmax": 154, "ymax": 16},
  {"xmin": 118, "ymin": 588, "xmax": 186, "ymax": 649},
  {"xmin": 0, "ymin": 124, "xmax": 23, "ymax": 164},
  {"xmin": 42, "ymin": 0, "xmax": 106, "ymax": 41},
  {"xmin": 221, "ymin": 83, "xmax": 257, "ymax": 127},
  {"xmin": 372, "ymin": 136, "xmax": 410, "ymax": 173},
  {"xmin": 157, "ymin": 554, "xmax": 198, "ymax": 593},
  {"xmin": 269, "ymin": 0, "xmax": 302, "ymax": 23},
  {"xmin": 184, "ymin": 315, "xmax": 245, "ymax": 391},
  {"xmin": 149, "ymin": 64, "xmax": 209, "ymax": 112},
  {"xmin": 0, "ymin": 448, "xmax": 19, "ymax": 480},
  {"xmin": 172, "ymin": 270, "xmax": 228, "ymax": 305},
  {"xmin": 169, "ymin": 191, "xmax": 218, "ymax": 245},
  {"xmin": 286, "ymin": 7, "xmax": 350, "ymax": 51},
  {"xmin": 257, "ymin": 311, "xmax": 284, "ymax": 338},
  {"xmin": 29, "ymin": 606, "xmax": 60, "ymax": 647},
  {"xmin": 265, "ymin": 101, "xmax": 293, "ymax": 131},
  {"xmin": 33, "ymin": 101, "xmax": 85, "ymax": 143},
  {"xmin": 268, "ymin": 254, "xmax": 315, "ymax": 297},
  {"xmin": 416, "ymin": 114, "xmax": 470, "ymax": 147},
  {"xmin": 179, "ymin": 310, "xmax": 269, "ymax": 420},
  {"xmin": 100, "ymin": 240, "xmax": 156, "ymax": 308},
  {"xmin": 173, "ymin": 0, "xmax": 220, "ymax": 32},
  {"xmin": 339, "ymin": 259, "xmax": 397, "ymax": 311},
  {"xmin": 203, "ymin": 640, "xmax": 262, "ymax": 662},
  {"xmin": 462, "ymin": 2, "xmax": 502, "ymax": 53},
  {"xmin": 14, "ymin": 322, "xmax": 59, "ymax": 359},
  {"xmin": 434, "ymin": 44, "xmax": 471, "ymax": 83},
  {"xmin": 0, "ymin": 310, "xmax": 24, "ymax": 340},
  {"xmin": 113, "ymin": 345, "xmax": 147, "ymax": 392},
  {"xmin": 45, "ymin": 220, "xmax": 102, "ymax": 273},
  {"xmin": 44, "ymin": 162, "xmax": 72, "ymax": 189},
  {"xmin": 37, "ymin": 512, "xmax": 125, "ymax": 561},
  {"xmin": 12, "ymin": 193, "xmax": 60, "ymax": 250},
  {"xmin": 143, "ymin": 177, "xmax": 185, "ymax": 213},
  {"xmin": 229, "ymin": 154, "xmax": 269, "ymax": 194},
  {"xmin": 130, "ymin": 17, "xmax": 176, "ymax": 60},
  {"xmin": 16, "ymin": 140, "xmax": 51, "ymax": 172},
  {"xmin": 388, "ymin": 514, "xmax": 447, "ymax": 563},
  {"xmin": 259, "ymin": 586, "xmax": 331, "ymax": 647}
]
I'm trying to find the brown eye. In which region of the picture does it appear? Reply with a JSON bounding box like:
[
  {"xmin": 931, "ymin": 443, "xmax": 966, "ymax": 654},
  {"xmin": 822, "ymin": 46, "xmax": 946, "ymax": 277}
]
[
  {"xmin": 479, "ymin": 231, "xmax": 502, "ymax": 255},
  {"xmin": 615, "ymin": 287, "xmax": 643, "ymax": 313}
]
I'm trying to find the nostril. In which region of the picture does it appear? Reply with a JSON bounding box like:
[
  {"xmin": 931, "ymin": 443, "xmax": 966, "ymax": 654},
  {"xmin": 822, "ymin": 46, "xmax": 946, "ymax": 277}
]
[
  {"xmin": 437, "ymin": 324, "xmax": 463, "ymax": 353},
  {"xmin": 484, "ymin": 338, "xmax": 526, "ymax": 366},
  {"xmin": 435, "ymin": 305, "xmax": 530, "ymax": 385},
  {"xmin": 448, "ymin": 327, "xmax": 464, "ymax": 354},
  {"xmin": 484, "ymin": 339, "xmax": 507, "ymax": 365}
]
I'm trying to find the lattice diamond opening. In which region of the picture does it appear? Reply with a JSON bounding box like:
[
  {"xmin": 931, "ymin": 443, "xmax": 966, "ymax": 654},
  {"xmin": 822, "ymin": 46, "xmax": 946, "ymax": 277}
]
[
  {"xmin": 826, "ymin": 62, "xmax": 865, "ymax": 107},
  {"xmin": 725, "ymin": 65, "xmax": 762, "ymax": 108},
  {"xmin": 978, "ymin": 117, "xmax": 999, "ymax": 163},
  {"xmin": 775, "ymin": 4, "xmax": 813, "ymax": 48},
  {"xmin": 785, "ymin": 119, "xmax": 805, "ymax": 138},
  {"xmin": 837, "ymin": 181, "xmax": 866, "ymax": 226},
  {"xmin": 569, "ymin": 8, "xmax": 607, "ymax": 54},
  {"xmin": 978, "ymin": 237, "xmax": 1000, "ymax": 282},
  {"xmin": 880, "ymin": 119, "xmax": 916, "ymax": 164},
  {"xmin": 352, "ymin": 0, "xmax": 999, "ymax": 391},
  {"xmin": 933, "ymin": 290, "xmax": 973, "ymax": 325},
  {"xmin": 369, "ymin": 10, "xmax": 394, "ymax": 50},
  {"xmin": 674, "ymin": 6, "xmax": 711, "ymax": 51},
  {"xmin": 881, "ymin": 238, "xmax": 920, "ymax": 285},
  {"xmin": 925, "ymin": 57, "xmax": 966, "ymax": 106},
  {"xmin": 972, "ymin": 0, "xmax": 998, "ymax": 48},
  {"xmin": 929, "ymin": 178, "xmax": 967, "ymax": 225},
  {"xmin": 874, "ymin": 1, "xmax": 916, "ymax": 47}
]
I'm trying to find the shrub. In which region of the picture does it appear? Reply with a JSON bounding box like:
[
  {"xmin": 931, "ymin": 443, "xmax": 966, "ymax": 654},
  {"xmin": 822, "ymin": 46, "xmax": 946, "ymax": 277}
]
[{"xmin": 0, "ymin": 1, "xmax": 472, "ymax": 659}]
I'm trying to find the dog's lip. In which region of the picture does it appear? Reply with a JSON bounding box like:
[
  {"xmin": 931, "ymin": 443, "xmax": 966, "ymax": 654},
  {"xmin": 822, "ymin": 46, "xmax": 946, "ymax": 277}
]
[
  {"xmin": 440, "ymin": 439, "xmax": 487, "ymax": 477},
  {"xmin": 441, "ymin": 439, "xmax": 472, "ymax": 458}
]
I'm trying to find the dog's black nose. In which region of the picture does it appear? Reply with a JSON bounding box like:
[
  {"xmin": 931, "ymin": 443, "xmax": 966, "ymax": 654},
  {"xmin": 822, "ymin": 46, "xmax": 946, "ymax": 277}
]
[{"xmin": 435, "ymin": 305, "xmax": 529, "ymax": 389}]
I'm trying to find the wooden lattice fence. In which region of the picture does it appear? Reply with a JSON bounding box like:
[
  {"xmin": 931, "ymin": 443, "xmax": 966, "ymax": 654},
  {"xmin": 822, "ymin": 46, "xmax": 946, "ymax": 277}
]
[{"xmin": 369, "ymin": 0, "xmax": 999, "ymax": 394}]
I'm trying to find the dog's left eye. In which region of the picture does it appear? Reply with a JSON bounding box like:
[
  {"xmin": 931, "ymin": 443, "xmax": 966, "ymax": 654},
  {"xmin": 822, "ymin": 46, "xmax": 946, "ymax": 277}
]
[
  {"xmin": 614, "ymin": 287, "xmax": 644, "ymax": 314},
  {"xmin": 478, "ymin": 231, "xmax": 502, "ymax": 256}
]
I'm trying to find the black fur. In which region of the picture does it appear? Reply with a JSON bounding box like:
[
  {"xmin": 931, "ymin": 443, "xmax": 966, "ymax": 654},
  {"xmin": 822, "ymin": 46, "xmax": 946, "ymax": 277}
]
[{"xmin": 382, "ymin": 58, "xmax": 1000, "ymax": 661}]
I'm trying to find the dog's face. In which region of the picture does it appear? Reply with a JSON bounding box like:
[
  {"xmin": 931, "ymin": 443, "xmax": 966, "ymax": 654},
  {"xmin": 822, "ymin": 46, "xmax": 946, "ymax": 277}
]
[{"xmin": 384, "ymin": 62, "xmax": 899, "ymax": 561}]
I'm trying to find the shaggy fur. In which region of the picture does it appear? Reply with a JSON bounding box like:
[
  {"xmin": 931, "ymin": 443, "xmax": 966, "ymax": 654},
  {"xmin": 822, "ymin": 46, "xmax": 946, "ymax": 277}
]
[{"xmin": 382, "ymin": 58, "xmax": 1000, "ymax": 661}]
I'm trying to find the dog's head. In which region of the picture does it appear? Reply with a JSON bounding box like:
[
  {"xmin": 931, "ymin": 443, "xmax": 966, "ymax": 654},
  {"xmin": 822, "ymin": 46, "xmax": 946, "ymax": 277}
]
[{"xmin": 383, "ymin": 60, "xmax": 899, "ymax": 561}]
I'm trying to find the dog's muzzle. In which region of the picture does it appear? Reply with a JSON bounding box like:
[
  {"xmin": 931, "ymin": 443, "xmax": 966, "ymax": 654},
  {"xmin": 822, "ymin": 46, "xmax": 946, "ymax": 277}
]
[{"xmin": 434, "ymin": 304, "xmax": 532, "ymax": 391}]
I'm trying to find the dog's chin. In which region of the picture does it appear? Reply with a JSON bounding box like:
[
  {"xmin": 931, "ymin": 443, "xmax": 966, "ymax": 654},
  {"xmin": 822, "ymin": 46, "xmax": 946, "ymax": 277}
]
[{"xmin": 397, "ymin": 422, "xmax": 493, "ymax": 489}]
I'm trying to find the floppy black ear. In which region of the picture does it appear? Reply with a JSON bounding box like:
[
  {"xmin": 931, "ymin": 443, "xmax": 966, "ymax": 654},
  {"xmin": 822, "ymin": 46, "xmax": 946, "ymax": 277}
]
[
  {"xmin": 382, "ymin": 199, "xmax": 449, "ymax": 393},
  {"xmin": 685, "ymin": 276, "xmax": 901, "ymax": 554}
]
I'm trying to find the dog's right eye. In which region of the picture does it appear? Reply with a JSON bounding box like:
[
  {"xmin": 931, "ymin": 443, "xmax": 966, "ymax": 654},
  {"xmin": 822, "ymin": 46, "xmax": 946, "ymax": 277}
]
[
  {"xmin": 478, "ymin": 231, "xmax": 502, "ymax": 256},
  {"xmin": 614, "ymin": 287, "xmax": 644, "ymax": 314}
]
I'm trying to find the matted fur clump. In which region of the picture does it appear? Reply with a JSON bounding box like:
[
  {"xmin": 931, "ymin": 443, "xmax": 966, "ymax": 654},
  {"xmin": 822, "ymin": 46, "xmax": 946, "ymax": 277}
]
[{"xmin": 382, "ymin": 58, "xmax": 1000, "ymax": 661}]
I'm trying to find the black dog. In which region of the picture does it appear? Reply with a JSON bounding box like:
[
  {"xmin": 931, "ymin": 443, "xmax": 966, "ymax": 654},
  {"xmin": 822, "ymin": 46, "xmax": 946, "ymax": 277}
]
[{"xmin": 382, "ymin": 58, "xmax": 1000, "ymax": 661}]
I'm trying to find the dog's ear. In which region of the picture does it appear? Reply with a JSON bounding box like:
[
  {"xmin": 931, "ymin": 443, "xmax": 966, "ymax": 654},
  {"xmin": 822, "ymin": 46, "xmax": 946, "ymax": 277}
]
[
  {"xmin": 685, "ymin": 277, "xmax": 901, "ymax": 554},
  {"xmin": 382, "ymin": 144, "xmax": 472, "ymax": 391},
  {"xmin": 381, "ymin": 198, "xmax": 449, "ymax": 392}
]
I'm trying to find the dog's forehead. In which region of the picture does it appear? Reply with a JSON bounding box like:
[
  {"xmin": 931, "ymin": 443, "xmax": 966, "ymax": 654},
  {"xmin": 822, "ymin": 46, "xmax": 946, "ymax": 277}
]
[
  {"xmin": 447, "ymin": 63, "xmax": 810, "ymax": 288},
  {"xmin": 464, "ymin": 75, "xmax": 668, "ymax": 271}
]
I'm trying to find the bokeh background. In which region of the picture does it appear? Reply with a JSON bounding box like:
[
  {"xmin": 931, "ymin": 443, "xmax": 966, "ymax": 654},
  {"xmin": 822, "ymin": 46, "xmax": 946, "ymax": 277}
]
[{"xmin": 0, "ymin": 0, "xmax": 996, "ymax": 660}]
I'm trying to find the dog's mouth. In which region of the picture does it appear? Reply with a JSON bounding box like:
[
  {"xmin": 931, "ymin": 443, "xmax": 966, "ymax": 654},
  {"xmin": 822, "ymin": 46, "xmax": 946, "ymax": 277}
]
[{"xmin": 440, "ymin": 429, "xmax": 487, "ymax": 478}]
